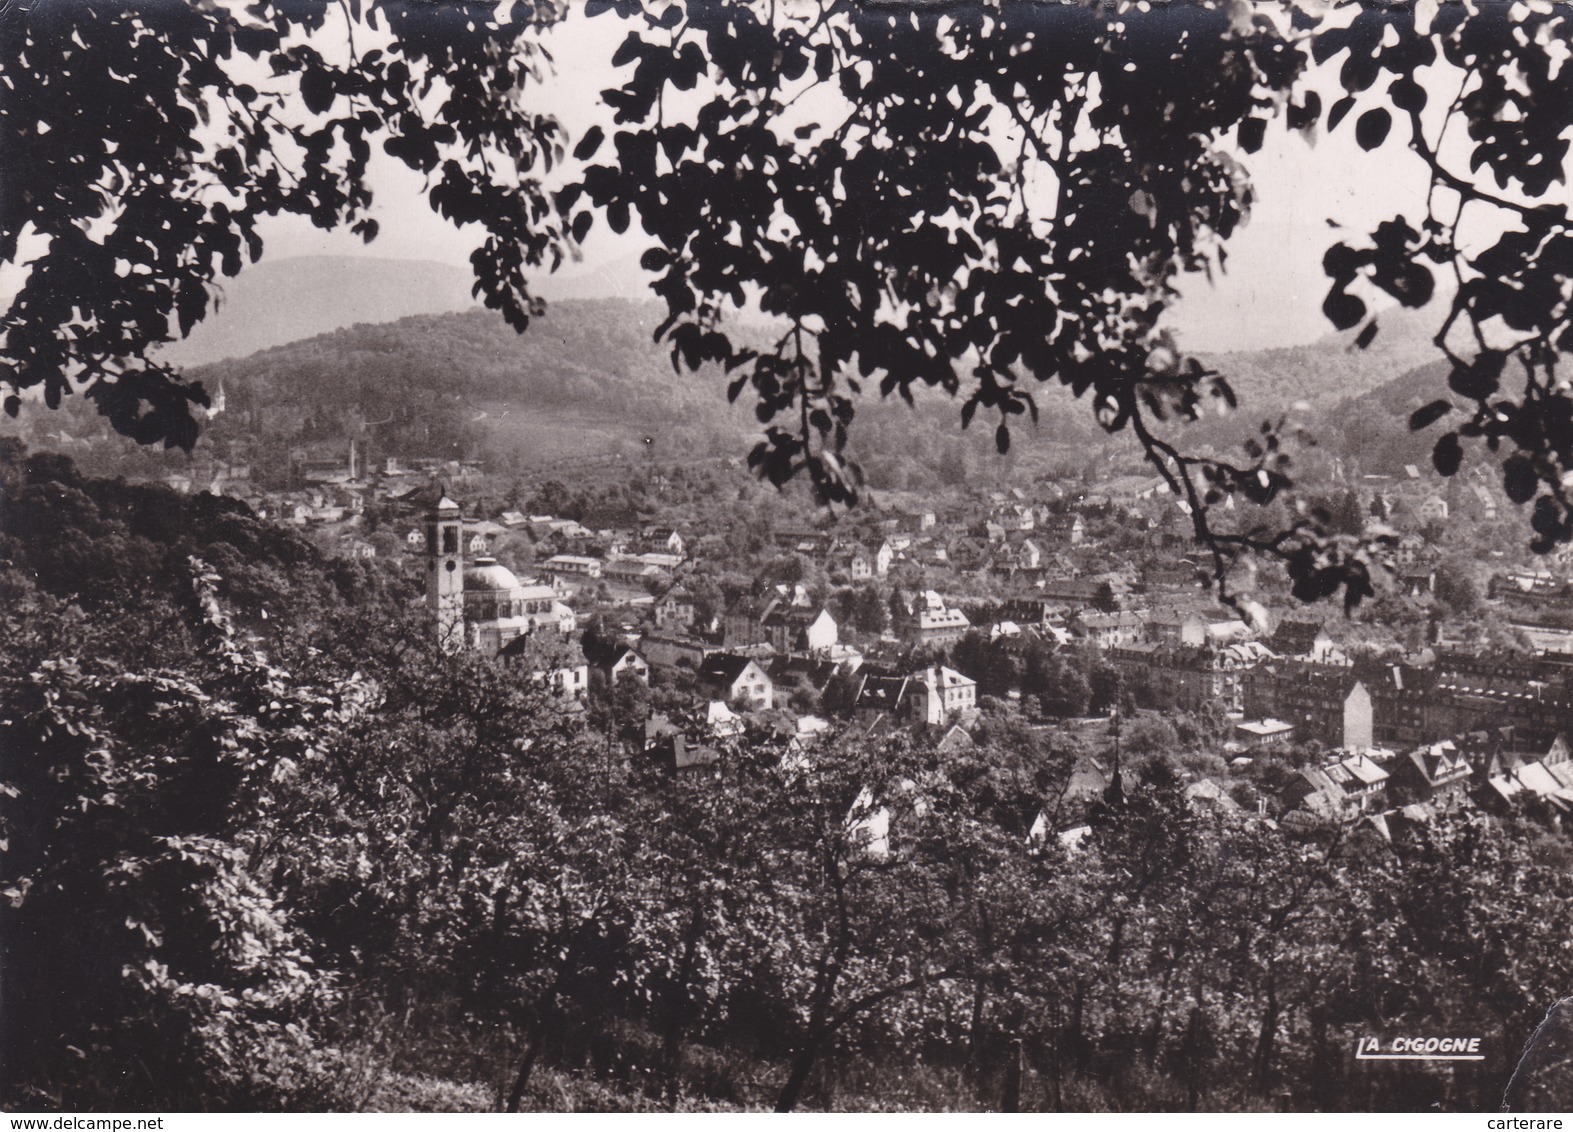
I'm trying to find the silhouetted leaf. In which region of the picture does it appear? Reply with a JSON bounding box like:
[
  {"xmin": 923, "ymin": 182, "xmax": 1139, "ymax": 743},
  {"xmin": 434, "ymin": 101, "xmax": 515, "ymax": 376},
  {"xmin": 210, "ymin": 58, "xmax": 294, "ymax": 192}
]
[
  {"xmin": 1355, "ymin": 108, "xmax": 1391, "ymax": 150},
  {"xmin": 573, "ymin": 126, "xmax": 605, "ymax": 161},
  {"xmin": 1389, "ymin": 76, "xmax": 1426, "ymax": 113},
  {"xmin": 1323, "ymin": 289, "xmax": 1365, "ymax": 330},
  {"xmin": 1504, "ymin": 455, "xmax": 1538, "ymax": 504},
  {"xmin": 1327, "ymin": 95, "xmax": 1357, "ymax": 132},
  {"xmin": 1238, "ymin": 117, "xmax": 1266, "ymax": 153},
  {"xmin": 1408, "ymin": 400, "xmax": 1452, "ymax": 431},
  {"xmin": 1287, "ymin": 90, "xmax": 1321, "ymax": 132},
  {"xmin": 1449, "ymin": 351, "xmax": 1506, "ymax": 400}
]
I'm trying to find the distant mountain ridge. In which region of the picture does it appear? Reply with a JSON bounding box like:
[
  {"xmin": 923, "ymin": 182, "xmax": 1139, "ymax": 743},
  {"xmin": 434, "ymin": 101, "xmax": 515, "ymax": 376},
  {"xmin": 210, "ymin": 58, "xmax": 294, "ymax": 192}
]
[
  {"xmin": 1197, "ymin": 300, "xmax": 1449, "ymax": 413},
  {"xmin": 182, "ymin": 297, "xmax": 768, "ymax": 469},
  {"xmin": 193, "ymin": 298, "xmax": 722, "ymax": 414},
  {"xmin": 167, "ymin": 254, "xmax": 1454, "ymax": 411},
  {"xmin": 168, "ymin": 255, "xmax": 1471, "ymax": 479},
  {"xmin": 157, "ymin": 256, "xmax": 481, "ymax": 368},
  {"xmin": 157, "ymin": 252, "xmax": 661, "ymax": 370}
]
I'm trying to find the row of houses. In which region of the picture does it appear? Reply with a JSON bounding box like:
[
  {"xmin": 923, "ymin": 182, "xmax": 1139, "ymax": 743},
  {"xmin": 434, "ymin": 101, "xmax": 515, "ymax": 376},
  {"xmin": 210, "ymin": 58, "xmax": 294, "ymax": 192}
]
[
  {"xmin": 1238, "ymin": 653, "xmax": 1573, "ymax": 753},
  {"xmin": 1110, "ymin": 640, "xmax": 1276, "ymax": 715},
  {"xmin": 761, "ymin": 480, "xmax": 1211, "ymax": 599},
  {"xmin": 401, "ymin": 516, "xmax": 685, "ymax": 561},
  {"xmin": 1275, "ymin": 733, "xmax": 1573, "ymax": 839}
]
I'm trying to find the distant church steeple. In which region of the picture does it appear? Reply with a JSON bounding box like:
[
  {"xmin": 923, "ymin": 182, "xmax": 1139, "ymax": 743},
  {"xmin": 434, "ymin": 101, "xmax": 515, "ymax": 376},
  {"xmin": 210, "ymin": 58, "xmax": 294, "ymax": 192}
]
[
  {"xmin": 200, "ymin": 379, "xmax": 227, "ymax": 420},
  {"xmin": 426, "ymin": 490, "xmax": 464, "ymax": 652}
]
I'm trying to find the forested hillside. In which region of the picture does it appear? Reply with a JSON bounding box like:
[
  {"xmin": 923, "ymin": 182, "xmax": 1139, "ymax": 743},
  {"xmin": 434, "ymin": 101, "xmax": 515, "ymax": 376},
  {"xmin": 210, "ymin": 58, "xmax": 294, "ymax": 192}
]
[
  {"xmin": 1196, "ymin": 301, "xmax": 1445, "ymax": 412},
  {"xmin": 192, "ymin": 291, "xmax": 1445, "ymax": 455},
  {"xmin": 175, "ymin": 293, "xmax": 1454, "ymax": 488},
  {"xmin": 1318, "ymin": 360, "xmax": 1459, "ymax": 476},
  {"xmin": 184, "ymin": 300, "xmax": 747, "ymax": 465},
  {"xmin": 0, "ymin": 441, "xmax": 396, "ymax": 624},
  {"xmin": 176, "ymin": 299, "xmax": 1106, "ymax": 483},
  {"xmin": 202, "ymin": 302, "xmax": 715, "ymax": 418},
  {"xmin": 2, "ymin": 273, "xmax": 1452, "ymax": 495}
]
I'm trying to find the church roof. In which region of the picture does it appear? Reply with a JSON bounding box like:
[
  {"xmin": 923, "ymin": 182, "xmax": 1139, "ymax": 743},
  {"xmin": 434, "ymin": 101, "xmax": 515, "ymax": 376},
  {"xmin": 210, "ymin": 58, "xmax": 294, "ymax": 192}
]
[{"xmin": 464, "ymin": 556, "xmax": 521, "ymax": 592}]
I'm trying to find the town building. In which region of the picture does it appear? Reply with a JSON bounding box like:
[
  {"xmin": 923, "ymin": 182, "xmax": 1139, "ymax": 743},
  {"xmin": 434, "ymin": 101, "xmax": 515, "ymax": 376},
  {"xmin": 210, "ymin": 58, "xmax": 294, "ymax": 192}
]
[
  {"xmin": 425, "ymin": 495, "xmax": 576, "ymax": 658},
  {"xmin": 1234, "ymin": 718, "xmax": 1294, "ymax": 749},
  {"xmin": 1266, "ymin": 618, "xmax": 1337, "ymax": 661},
  {"xmin": 584, "ymin": 640, "xmax": 650, "ymax": 686},
  {"xmin": 698, "ymin": 654, "xmax": 774, "ymax": 710},
  {"xmin": 851, "ymin": 665, "xmax": 976, "ymax": 727},
  {"xmin": 543, "ymin": 554, "xmax": 603, "ymax": 580},
  {"xmin": 1280, "ymin": 751, "xmax": 1392, "ymax": 828},
  {"xmin": 651, "ymin": 585, "xmax": 698, "ymax": 632},
  {"xmin": 1243, "ymin": 661, "xmax": 1375, "ymax": 750},
  {"xmin": 1111, "ymin": 641, "xmax": 1269, "ymax": 715},
  {"xmin": 897, "ymin": 593, "xmax": 972, "ymax": 647},
  {"xmin": 762, "ymin": 606, "xmax": 838, "ymax": 654},
  {"xmin": 909, "ymin": 666, "xmax": 978, "ymax": 725},
  {"xmin": 1389, "ymin": 740, "xmax": 1473, "ymax": 812},
  {"xmin": 641, "ymin": 633, "xmax": 714, "ymax": 670}
]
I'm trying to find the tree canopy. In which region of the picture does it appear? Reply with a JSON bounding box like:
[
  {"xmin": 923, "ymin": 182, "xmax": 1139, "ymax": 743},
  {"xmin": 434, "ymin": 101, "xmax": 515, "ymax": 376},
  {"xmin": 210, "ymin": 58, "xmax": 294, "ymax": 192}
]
[{"xmin": 5, "ymin": 0, "xmax": 1573, "ymax": 604}]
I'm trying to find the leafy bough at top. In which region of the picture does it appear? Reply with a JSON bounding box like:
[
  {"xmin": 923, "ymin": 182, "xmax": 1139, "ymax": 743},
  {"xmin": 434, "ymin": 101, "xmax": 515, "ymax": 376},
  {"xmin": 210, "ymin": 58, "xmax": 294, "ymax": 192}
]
[
  {"xmin": 1, "ymin": 0, "xmax": 572, "ymax": 443},
  {"xmin": 8, "ymin": 0, "xmax": 1573, "ymax": 608},
  {"xmin": 570, "ymin": 0, "xmax": 1391, "ymax": 609},
  {"xmin": 1313, "ymin": 1, "xmax": 1573, "ymax": 557}
]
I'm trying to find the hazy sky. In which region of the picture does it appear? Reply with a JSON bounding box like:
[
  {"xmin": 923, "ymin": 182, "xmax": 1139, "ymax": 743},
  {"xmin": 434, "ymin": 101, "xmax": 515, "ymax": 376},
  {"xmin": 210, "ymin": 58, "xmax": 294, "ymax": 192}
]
[{"xmin": 255, "ymin": 7, "xmax": 1460, "ymax": 354}]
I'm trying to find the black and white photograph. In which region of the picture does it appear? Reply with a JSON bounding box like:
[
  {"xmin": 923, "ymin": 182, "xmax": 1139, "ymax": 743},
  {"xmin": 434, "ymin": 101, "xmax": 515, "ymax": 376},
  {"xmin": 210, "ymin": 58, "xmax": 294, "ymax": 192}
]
[{"xmin": 5, "ymin": 0, "xmax": 1573, "ymax": 1116}]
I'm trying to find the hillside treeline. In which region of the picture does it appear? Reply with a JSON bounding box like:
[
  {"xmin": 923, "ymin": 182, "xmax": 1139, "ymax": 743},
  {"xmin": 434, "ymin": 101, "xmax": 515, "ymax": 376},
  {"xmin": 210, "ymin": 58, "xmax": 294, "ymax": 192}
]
[
  {"xmin": 6, "ymin": 292, "xmax": 1449, "ymax": 493},
  {"xmin": 2, "ymin": 447, "xmax": 1566, "ymax": 1112},
  {"xmin": 191, "ymin": 301, "xmax": 729, "ymax": 439},
  {"xmin": 178, "ymin": 300, "xmax": 1102, "ymax": 486}
]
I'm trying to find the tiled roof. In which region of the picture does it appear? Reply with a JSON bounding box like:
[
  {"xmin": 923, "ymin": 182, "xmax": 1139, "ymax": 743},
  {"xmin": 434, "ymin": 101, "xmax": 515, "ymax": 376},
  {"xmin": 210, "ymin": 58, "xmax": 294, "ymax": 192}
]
[{"xmin": 700, "ymin": 654, "xmax": 761, "ymax": 685}]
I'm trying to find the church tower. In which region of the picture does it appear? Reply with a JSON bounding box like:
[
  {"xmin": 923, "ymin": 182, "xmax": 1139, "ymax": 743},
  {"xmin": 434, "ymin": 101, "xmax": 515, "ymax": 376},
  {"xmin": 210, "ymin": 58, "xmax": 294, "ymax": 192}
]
[{"xmin": 427, "ymin": 493, "xmax": 464, "ymax": 651}]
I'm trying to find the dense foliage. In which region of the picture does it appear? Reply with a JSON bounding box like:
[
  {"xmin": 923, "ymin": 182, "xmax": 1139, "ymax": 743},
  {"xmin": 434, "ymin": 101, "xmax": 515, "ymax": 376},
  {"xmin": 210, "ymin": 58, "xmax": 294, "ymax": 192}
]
[
  {"xmin": 4, "ymin": 449, "xmax": 1571, "ymax": 1112},
  {"xmin": 6, "ymin": 0, "xmax": 1573, "ymax": 606}
]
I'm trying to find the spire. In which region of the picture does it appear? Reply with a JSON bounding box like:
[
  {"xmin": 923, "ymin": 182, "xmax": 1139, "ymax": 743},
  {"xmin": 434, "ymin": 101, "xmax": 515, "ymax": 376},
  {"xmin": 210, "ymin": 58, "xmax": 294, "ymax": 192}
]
[{"xmin": 426, "ymin": 486, "xmax": 464, "ymax": 651}]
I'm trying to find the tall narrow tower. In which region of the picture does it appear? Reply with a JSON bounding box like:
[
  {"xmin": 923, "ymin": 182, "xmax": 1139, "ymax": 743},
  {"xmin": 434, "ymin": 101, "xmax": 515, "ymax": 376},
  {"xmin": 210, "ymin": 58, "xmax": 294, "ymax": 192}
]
[{"xmin": 427, "ymin": 493, "xmax": 464, "ymax": 651}]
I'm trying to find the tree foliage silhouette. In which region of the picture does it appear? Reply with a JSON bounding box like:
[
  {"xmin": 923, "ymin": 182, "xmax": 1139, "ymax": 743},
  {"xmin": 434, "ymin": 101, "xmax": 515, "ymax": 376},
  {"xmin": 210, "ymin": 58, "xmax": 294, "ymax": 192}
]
[{"xmin": 6, "ymin": 0, "xmax": 1573, "ymax": 603}]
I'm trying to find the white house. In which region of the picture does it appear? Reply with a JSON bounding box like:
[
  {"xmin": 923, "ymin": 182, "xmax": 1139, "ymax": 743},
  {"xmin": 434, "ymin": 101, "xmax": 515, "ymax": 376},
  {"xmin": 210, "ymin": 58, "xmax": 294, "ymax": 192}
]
[
  {"xmin": 543, "ymin": 554, "xmax": 603, "ymax": 579},
  {"xmin": 699, "ymin": 654, "xmax": 774, "ymax": 710},
  {"xmin": 909, "ymin": 666, "xmax": 977, "ymax": 725},
  {"xmin": 847, "ymin": 786, "xmax": 891, "ymax": 860},
  {"xmin": 762, "ymin": 606, "xmax": 839, "ymax": 654}
]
